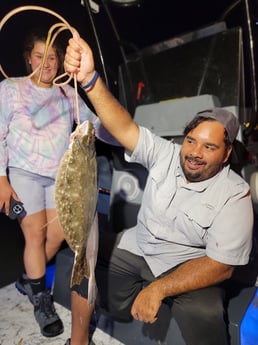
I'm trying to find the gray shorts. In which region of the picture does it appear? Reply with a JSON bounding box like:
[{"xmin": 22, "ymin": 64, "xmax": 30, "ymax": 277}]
[{"xmin": 8, "ymin": 167, "xmax": 56, "ymax": 216}]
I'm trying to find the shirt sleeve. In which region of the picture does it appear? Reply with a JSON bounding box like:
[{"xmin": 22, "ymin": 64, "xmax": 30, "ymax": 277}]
[
  {"xmin": 126, "ymin": 126, "xmax": 177, "ymax": 170},
  {"xmin": 206, "ymin": 189, "xmax": 253, "ymax": 266},
  {"xmin": 0, "ymin": 80, "xmax": 10, "ymax": 176},
  {"xmin": 75, "ymin": 91, "xmax": 120, "ymax": 146}
]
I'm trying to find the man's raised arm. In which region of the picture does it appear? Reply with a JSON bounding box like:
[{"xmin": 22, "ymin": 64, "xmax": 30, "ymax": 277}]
[{"xmin": 64, "ymin": 30, "xmax": 139, "ymax": 153}]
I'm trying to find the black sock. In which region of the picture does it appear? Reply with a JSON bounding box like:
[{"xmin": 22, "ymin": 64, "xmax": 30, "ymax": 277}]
[{"xmin": 28, "ymin": 275, "xmax": 46, "ymax": 295}]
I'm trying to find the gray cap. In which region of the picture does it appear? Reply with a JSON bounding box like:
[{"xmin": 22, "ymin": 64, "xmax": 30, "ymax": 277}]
[{"xmin": 196, "ymin": 108, "xmax": 240, "ymax": 143}]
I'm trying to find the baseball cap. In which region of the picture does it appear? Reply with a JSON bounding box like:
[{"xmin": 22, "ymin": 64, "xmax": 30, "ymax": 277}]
[{"xmin": 195, "ymin": 108, "xmax": 240, "ymax": 143}]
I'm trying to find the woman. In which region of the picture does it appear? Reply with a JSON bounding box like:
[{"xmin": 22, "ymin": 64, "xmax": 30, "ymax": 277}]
[{"xmin": 0, "ymin": 29, "xmax": 114, "ymax": 338}]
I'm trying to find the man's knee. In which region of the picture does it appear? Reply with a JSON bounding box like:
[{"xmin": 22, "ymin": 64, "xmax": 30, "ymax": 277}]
[
  {"xmin": 185, "ymin": 293, "xmax": 224, "ymax": 318},
  {"xmin": 171, "ymin": 287, "xmax": 229, "ymax": 345},
  {"xmin": 173, "ymin": 287, "xmax": 225, "ymax": 322}
]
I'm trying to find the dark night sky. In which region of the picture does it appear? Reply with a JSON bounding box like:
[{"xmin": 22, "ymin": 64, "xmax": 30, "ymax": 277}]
[
  {"xmin": 1, "ymin": 1, "xmax": 258, "ymax": 129},
  {"xmin": 0, "ymin": 0, "xmax": 245, "ymax": 54},
  {"xmin": 0, "ymin": 0, "xmax": 256, "ymax": 89},
  {"xmin": 0, "ymin": 0, "xmax": 244, "ymax": 46}
]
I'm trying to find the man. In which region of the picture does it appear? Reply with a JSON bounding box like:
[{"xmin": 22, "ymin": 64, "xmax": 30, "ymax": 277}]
[{"xmin": 63, "ymin": 30, "xmax": 254, "ymax": 345}]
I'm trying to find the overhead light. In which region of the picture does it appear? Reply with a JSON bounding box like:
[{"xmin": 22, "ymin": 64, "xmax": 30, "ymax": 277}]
[{"xmin": 110, "ymin": 0, "xmax": 142, "ymax": 7}]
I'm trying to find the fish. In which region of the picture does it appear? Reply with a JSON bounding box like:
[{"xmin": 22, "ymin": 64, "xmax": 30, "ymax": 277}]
[{"xmin": 54, "ymin": 120, "xmax": 99, "ymax": 304}]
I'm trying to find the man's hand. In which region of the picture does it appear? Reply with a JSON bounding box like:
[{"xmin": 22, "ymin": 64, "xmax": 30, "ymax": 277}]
[
  {"xmin": 131, "ymin": 256, "xmax": 234, "ymax": 324},
  {"xmin": 131, "ymin": 283, "xmax": 163, "ymax": 323},
  {"xmin": 64, "ymin": 29, "xmax": 95, "ymax": 85}
]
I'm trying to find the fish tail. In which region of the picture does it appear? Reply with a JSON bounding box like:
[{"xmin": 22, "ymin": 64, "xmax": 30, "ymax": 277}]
[
  {"xmin": 86, "ymin": 213, "xmax": 99, "ymax": 304},
  {"xmin": 70, "ymin": 251, "xmax": 87, "ymax": 287},
  {"xmin": 87, "ymin": 256, "xmax": 98, "ymax": 305}
]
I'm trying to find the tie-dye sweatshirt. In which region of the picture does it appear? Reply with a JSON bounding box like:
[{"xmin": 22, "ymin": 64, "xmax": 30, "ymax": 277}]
[{"xmin": 0, "ymin": 78, "xmax": 103, "ymax": 178}]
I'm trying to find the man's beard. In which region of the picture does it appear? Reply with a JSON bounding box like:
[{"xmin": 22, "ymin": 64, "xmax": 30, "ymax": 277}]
[
  {"xmin": 180, "ymin": 155, "xmax": 223, "ymax": 183},
  {"xmin": 180, "ymin": 154, "xmax": 205, "ymax": 182},
  {"xmin": 182, "ymin": 168, "xmax": 202, "ymax": 182}
]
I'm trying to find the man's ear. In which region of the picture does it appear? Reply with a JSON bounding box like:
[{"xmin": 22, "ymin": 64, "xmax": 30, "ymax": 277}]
[{"xmin": 223, "ymin": 146, "xmax": 232, "ymax": 163}]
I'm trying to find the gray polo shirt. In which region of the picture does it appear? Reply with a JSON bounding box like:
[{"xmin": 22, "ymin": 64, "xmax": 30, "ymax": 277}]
[{"xmin": 118, "ymin": 126, "xmax": 253, "ymax": 277}]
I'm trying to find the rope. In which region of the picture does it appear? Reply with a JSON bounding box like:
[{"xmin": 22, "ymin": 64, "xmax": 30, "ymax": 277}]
[{"xmin": 0, "ymin": 5, "xmax": 80, "ymax": 125}]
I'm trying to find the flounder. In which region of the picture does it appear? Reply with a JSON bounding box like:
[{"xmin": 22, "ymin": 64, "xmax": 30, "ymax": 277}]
[{"xmin": 54, "ymin": 120, "xmax": 98, "ymax": 304}]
